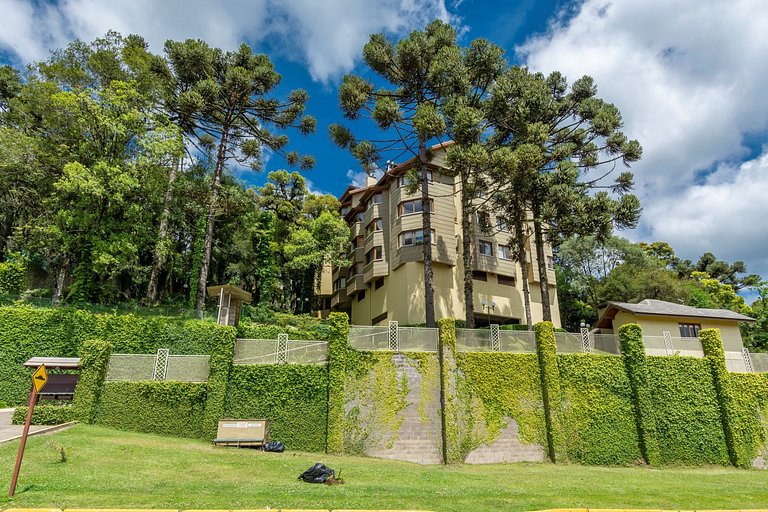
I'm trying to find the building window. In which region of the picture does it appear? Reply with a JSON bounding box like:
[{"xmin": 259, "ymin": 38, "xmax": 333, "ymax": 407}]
[
  {"xmin": 366, "ymin": 246, "xmax": 383, "ymax": 264},
  {"xmin": 498, "ymin": 274, "xmax": 515, "ymax": 287},
  {"xmin": 366, "ymin": 218, "xmax": 383, "ymax": 236},
  {"xmin": 497, "ymin": 244, "xmax": 512, "ymax": 260},
  {"xmin": 497, "ymin": 217, "xmax": 509, "ymax": 232},
  {"xmin": 340, "ymin": 206, "xmax": 349, "ymax": 216},
  {"xmin": 355, "ymin": 212, "xmax": 364, "ymax": 222},
  {"xmin": 477, "ymin": 211, "xmax": 491, "ymax": 229},
  {"xmin": 333, "ymin": 277, "xmax": 346, "ymax": 291},
  {"xmin": 398, "ymin": 199, "xmax": 433, "ymax": 217},
  {"xmin": 353, "ymin": 235, "xmax": 364, "ymax": 248},
  {"xmin": 478, "ymin": 240, "xmax": 493, "ymax": 257},
  {"xmin": 357, "ymin": 290, "xmax": 366, "ymax": 302},
  {"xmin": 472, "ymin": 270, "xmax": 487, "ymax": 282},
  {"xmin": 372, "ymin": 192, "xmax": 383, "ymax": 205},
  {"xmin": 401, "ymin": 229, "xmax": 435, "ymax": 247},
  {"xmin": 679, "ymin": 323, "xmax": 701, "ymax": 337},
  {"xmin": 375, "ymin": 278, "xmax": 385, "ymax": 290},
  {"xmin": 546, "ymin": 255, "xmax": 554, "ymax": 270}
]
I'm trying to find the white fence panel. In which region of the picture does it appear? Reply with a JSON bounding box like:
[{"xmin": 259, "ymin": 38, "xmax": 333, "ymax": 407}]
[
  {"xmin": 555, "ymin": 332, "xmax": 583, "ymax": 354},
  {"xmin": 398, "ymin": 327, "xmax": 438, "ymax": 352},
  {"xmin": 498, "ymin": 330, "xmax": 536, "ymax": 353},
  {"xmin": 348, "ymin": 326, "xmax": 390, "ymax": 351},
  {"xmin": 234, "ymin": 338, "xmax": 328, "ymax": 364}
]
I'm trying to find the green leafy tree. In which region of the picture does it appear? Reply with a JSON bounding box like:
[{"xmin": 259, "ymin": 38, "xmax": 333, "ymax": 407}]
[
  {"xmin": 330, "ymin": 19, "xmax": 464, "ymax": 327},
  {"xmin": 155, "ymin": 39, "xmax": 316, "ymax": 314},
  {"xmin": 486, "ymin": 68, "xmax": 643, "ymax": 322}
]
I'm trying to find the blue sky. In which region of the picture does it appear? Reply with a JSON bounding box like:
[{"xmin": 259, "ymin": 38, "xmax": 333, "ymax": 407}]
[{"xmin": 1, "ymin": 0, "xmax": 767, "ymax": 289}]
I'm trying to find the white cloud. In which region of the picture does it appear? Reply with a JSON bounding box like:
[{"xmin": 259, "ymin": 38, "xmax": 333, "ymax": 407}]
[
  {"xmin": 0, "ymin": 0, "xmax": 455, "ymax": 82},
  {"xmin": 645, "ymin": 149, "xmax": 768, "ymax": 275},
  {"xmin": 346, "ymin": 166, "xmax": 383, "ymax": 188},
  {"xmin": 518, "ymin": 0, "xmax": 768, "ymax": 275}
]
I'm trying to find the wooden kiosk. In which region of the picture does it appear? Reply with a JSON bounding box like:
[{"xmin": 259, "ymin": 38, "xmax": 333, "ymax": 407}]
[{"xmin": 207, "ymin": 284, "xmax": 252, "ymax": 327}]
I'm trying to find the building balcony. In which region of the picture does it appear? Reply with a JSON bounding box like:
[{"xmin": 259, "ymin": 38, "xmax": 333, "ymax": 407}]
[
  {"xmin": 364, "ymin": 230, "xmax": 385, "ymax": 253},
  {"xmin": 348, "ymin": 247, "xmax": 364, "ymax": 264},
  {"xmin": 364, "ymin": 203, "xmax": 384, "ymax": 226},
  {"xmin": 363, "ymin": 259, "xmax": 389, "ymax": 284},
  {"xmin": 349, "ymin": 221, "xmax": 363, "ymax": 239},
  {"xmin": 330, "ymin": 288, "xmax": 351, "ymax": 308},
  {"xmin": 346, "ymin": 273, "xmax": 365, "ymax": 296}
]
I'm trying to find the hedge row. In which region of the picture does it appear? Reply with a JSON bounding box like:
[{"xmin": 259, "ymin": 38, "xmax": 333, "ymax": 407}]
[
  {"xmin": 0, "ymin": 305, "xmax": 231, "ymax": 406},
  {"xmin": 557, "ymin": 354, "xmax": 641, "ymax": 465},
  {"xmin": 11, "ymin": 404, "xmax": 76, "ymax": 425},
  {"xmin": 645, "ymin": 356, "xmax": 730, "ymax": 465},
  {"xmin": 225, "ymin": 365, "xmax": 329, "ymax": 452},
  {"xmin": 95, "ymin": 381, "xmax": 208, "ymax": 439}
]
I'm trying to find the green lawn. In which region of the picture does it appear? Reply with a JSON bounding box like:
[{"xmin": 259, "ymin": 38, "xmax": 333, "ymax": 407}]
[{"xmin": 1, "ymin": 425, "xmax": 767, "ymax": 512}]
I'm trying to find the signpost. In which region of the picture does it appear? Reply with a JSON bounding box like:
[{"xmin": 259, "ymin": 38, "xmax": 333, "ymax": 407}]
[{"xmin": 9, "ymin": 364, "xmax": 47, "ymax": 497}]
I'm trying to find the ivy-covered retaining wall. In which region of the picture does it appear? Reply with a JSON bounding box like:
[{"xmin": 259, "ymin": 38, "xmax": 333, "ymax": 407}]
[
  {"xmin": 225, "ymin": 364, "xmax": 329, "ymax": 452},
  {"xmin": 456, "ymin": 352, "xmax": 547, "ymax": 462},
  {"xmin": 645, "ymin": 356, "xmax": 730, "ymax": 465},
  {"xmin": 4, "ymin": 305, "xmax": 768, "ymax": 469},
  {"xmin": 95, "ymin": 381, "xmax": 208, "ymax": 439},
  {"xmin": 0, "ymin": 305, "xmax": 233, "ymax": 406},
  {"xmin": 557, "ymin": 354, "xmax": 641, "ymax": 465}
]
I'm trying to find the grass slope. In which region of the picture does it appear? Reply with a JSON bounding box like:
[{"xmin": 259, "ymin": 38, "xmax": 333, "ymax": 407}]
[{"xmin": 1, "ymin": 425, "xmax": 767, "ymax": 512}]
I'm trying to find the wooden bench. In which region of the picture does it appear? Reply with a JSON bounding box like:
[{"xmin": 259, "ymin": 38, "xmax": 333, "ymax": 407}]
[{"xmin": 213, "ymin": 419, "xmax": 268, "ymax": 448}]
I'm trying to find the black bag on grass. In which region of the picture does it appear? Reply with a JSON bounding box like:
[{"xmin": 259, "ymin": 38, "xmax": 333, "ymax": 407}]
[
  {"xmin": 264, "ymin": 441, "xmax": 285, "ymax": 452},
  {"xmin": 298, "ymin": 463, "xmax": 335, "ymax": 483}
]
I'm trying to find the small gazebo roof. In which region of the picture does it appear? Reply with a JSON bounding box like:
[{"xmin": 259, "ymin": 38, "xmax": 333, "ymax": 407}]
[
  {"xmin": 207, "ymin": 284, "xmax": 252, "ymax": 302},
  {"xmin": 23, "ymin": 357, "xmax": 81, "ymax": 369}
]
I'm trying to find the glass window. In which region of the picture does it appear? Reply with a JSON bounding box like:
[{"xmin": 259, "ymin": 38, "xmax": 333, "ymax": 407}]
[
  {"xmin": 679, "ymin": 323, "xmax": 701, "ymax": 337},
  {"xmin": 478, "ymin": 240, "xmax": 493, "ymax": 256},
  {"xmin": 399, "ymin": 199, "xmax": 432, "ymax": 217},
  {"xmin": 472, "ymin": 270, "xmax": 487, "ymax": 281},
  {"xmin": 355, "ymin": 212, "xmax": 364, "ymax": 222},
  {"xmin": 497, "ymin": 218, "xmax": 509, "ymax": 232},
  {"xmin": 498, "ymin": 274, "xmax": 515, "ymax": 286},
  {"xmin": 366, "ymin": 218, "xmax": 383, "ymax": 236},
  {"xmin": 546, "ymin": 255, "xmax": 554, "ymax": 270},
  {"xmin": 497, "ymin": 244, "xmax": 512, "ymax": 260},
  {"xmin": 366, "ymin": 246, "xmax": 383, "ymax": 264},
  {"xmin": 373, "ymin": 192, "xmax": 383, "ymax": 204},
  {"xmin": 401, "ymin": 229, "xmax": 435, "ymax": 247}
]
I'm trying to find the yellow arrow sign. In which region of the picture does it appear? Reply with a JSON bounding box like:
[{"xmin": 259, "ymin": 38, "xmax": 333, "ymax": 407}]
[{"xmin": 32, "ymin": 364, "xmax": 48, "ymax": 393}]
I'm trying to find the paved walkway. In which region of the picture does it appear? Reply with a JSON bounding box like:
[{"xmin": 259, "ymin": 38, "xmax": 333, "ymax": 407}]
[{"xmin": 0, "ymin": 408, "xmax": 66, "ymax": 444}]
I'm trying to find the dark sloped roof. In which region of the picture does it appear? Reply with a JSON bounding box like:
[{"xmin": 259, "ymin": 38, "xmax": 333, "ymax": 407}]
[{"xmin": 596, "ymin": 299, "xmax": 755, "ymax": 328}]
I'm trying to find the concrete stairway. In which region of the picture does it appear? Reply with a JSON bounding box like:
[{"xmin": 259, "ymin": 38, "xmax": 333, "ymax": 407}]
[{"xmin": 366, "ymin": 354, "xmax": 443, "ymax": 464}]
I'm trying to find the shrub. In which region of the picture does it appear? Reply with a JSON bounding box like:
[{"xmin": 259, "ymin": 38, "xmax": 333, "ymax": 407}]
[{"xmin": 12, "ymin": 404, "xmax": 75, "ymax": 425}]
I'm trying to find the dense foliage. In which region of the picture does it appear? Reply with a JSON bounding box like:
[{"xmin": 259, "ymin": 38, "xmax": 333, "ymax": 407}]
[
  {"xmin": 225, "ymin": 365, "xmax": 328, "ymax": 452},
  {"xmin": 0, "ymin": 33, "xmax": 345, "ymax": 315},
  {"xmin": 96, "ymin": 381, "xmax": 208, "ymax": 439},
  {"xmin": 0, "ymin": 304, "xmax": 232, "ymax": 406},
  {"xmin": 557, "ymin": 354, "xmax": 641, "ymax": 465},
  {"xmin": 556, "ymin": 237, "xmax": 763, "ymax": 342}
]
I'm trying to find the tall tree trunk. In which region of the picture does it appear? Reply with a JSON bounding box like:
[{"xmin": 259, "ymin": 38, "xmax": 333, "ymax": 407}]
[
  {"xmin": 513, "ymin": 212, "xmax": 533, "ymax": 330},
  {"xmin": 195, "ymin": 128, "xmax": 230, "ymax": 314},
  {"xmin": 51, "ymin": 256, "xmax": 69, "ymax": 307},
  {"xmin": 146, "ymin": 157, "xmax": 181, "ymax": 304},
  {"xmin": 0, "ymin": 211, "xmax": 15, "ymax": 262},
  {"xmin": 532, "ymin": 204, "xmax": 552, "ymax": 321},
  {"xmin": 460, "ymin": 173, "xmax": 475, "ymax": 328},
  {"xmin": 419, "ymin": 140, "xmax": 436, "ymax": 328}
]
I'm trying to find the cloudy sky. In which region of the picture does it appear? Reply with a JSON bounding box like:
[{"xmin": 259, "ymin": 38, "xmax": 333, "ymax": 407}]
[{"xmin": 1, "ymin": 0, "xmax": 767, "ymax": 285}]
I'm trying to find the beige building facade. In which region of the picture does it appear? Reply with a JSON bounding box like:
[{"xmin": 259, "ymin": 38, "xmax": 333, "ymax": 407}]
[
  {"xmin": 327, "ymin": 145, "xmax": 560, "ymax": 327},
  {"xmin": 596, "ymin": 299, "xmax": 754, "ymax": 352}
]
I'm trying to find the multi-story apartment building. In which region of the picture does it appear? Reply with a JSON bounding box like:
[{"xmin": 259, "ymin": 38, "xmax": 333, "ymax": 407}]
[{"xmin": 328, "ymin": 144, "xmax": 560, "ymax": 327}]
